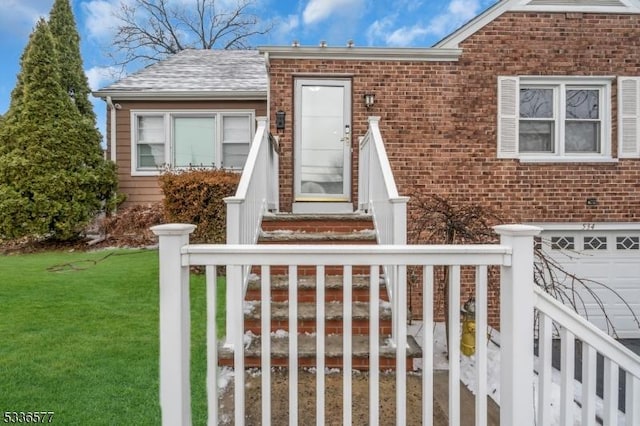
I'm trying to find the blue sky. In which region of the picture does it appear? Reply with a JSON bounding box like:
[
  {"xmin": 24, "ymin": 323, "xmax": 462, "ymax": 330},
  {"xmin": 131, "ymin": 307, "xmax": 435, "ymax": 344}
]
[{"xmin": 0, "ymin": 0, "xmax": 496, "ymax": 138}]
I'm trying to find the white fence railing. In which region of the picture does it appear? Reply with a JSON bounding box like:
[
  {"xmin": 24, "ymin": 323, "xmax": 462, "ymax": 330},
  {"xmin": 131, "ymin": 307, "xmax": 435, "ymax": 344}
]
[
  {"xmin": 358, "ymin": 116, "xmax": 409, "ymax": 346},
  {"xmin": 225, "ymin": 116, "xmax": 278, "ymax": 246},
  {"xmin": 224, "ymin": 116, "xmax": 278, "ymax": 343},
  {"xmin": 152, "ymin": 223, "xmax": 549, "ymax": 426},
  {"xmin": 534, "ymin": 287, "xmax": 640, "ymax": 425},
  {"xmin": 358, "ymin": 116, "xmax": 408, "ymax": 246}
]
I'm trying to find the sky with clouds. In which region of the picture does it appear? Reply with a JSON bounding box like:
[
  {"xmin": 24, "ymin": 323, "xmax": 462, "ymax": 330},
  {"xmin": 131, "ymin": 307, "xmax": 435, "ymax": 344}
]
[{"xmin": 0, "ymin": 0, "xmax": 496, "ymax": 137}]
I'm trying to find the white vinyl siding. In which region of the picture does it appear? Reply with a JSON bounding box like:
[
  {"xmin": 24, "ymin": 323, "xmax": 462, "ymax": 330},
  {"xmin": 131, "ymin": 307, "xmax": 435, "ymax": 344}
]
[
  {"xmin": 497, "ymin": 76, "xmax": 613, "ymax": 161},
  {"xmin": 618, "ymin": 77, "xmax": 640, "ymax": 158},
  {"xmin": 131, "ymin": 110, "xmax": 254, "ymax": 175}
]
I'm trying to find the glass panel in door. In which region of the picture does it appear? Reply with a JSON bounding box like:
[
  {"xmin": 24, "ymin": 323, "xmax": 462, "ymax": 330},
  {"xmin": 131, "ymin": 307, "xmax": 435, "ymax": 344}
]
[{"xmin": 295, "ymin": 79, "xmax": 351, "ymax": 201}]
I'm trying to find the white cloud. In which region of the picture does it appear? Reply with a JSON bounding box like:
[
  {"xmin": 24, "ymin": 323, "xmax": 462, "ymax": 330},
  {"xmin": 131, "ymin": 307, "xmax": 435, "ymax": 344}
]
[
  {"xmin": 85, "ymin": 65, "xmax": 121, "ymax": 91},
  {"xmin": 366, "ymin": 0, "xmax": 486, "ymax": 46},
  {"xmin": 273, "ymin": 14, "xmax": 299, "ymax": 42},
  {"xmin": 302, "ymin": 0, "xmax": 363, "ymax": 25},
  {"xmin": 385, "ymin": 25, "xmax": 430, "ymax": 46},
  {"xmin": 365, "ymin": 16, "xmax": 394, "ymax": 46},
  {"xmin": 0, "ymin": 0, "xmax": 49, "ymax": 37},
  {"xmin": 82, "ymin": 0, "xmax": 122, "ymax": 41}
]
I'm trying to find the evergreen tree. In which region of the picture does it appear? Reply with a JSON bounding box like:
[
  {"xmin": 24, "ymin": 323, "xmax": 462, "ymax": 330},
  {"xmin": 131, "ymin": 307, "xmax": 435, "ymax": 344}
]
[
  {"xmin": 0, "ymin": 19, "xmax": 116, "ymax": 241},
  {"xmin": 48, "ymin": 0, "xmax": 95, "ymax": 120},
  {"xmin": 0, "ymin": 48, "xmax": 28, "ymax": 157}
]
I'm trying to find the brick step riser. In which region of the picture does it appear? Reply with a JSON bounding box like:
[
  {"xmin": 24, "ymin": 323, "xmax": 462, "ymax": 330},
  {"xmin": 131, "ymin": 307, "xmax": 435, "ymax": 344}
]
[
  {"xmin": 261, "ymin": 220, "xmax": 374, "ymax": 233},
  {"xmin": 218, "ymin": 356, "xmax": 413, "ymax": 371},
  {"xmin": 245, "ymin": 288, "xmax": 389, "ymax": 303},
  {"xmin": 243, "ymin": 320, "xmax": 392, "ymax": 335}
]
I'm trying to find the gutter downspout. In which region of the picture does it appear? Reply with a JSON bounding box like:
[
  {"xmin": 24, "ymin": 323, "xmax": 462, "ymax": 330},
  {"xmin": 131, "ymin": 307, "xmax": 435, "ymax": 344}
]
[{"xmin": 105, "ymin": 96, "xmax": 117, "ymax": 163}]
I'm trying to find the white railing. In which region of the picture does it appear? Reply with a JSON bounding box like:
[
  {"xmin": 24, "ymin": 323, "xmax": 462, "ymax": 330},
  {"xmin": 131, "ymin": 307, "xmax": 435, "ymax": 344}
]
[
  {"xmin": 225, "ymin": 116, "xmax": 277, "ymax": 246},
  {"xmin": 224, "ymin": 116, "xmax": 278, "ymax": 343},
  {"xmin": 151, "ymin": 223, "xmax": 546, "ymax": 426},
  {"xmin": 358, "ymin": 116, "xmax": 409, "ymax": 346},
  {"xmin": 358, "ymin": 116, "xmax": 408, "ymax": 246},
  {"xmin": 534, "ymin": 287, "xmax": 640, "ymax": 425}
]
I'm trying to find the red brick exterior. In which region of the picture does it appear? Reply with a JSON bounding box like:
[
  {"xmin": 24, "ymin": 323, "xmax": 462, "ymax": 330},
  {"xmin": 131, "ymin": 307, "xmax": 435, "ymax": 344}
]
[{"xmin": 267, "ymin": 12, "xmax": 640, "ymax": 320}]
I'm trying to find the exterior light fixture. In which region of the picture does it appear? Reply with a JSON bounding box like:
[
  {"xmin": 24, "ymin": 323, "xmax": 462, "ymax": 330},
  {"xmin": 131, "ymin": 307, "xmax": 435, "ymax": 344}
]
[{"xmin": 364, "ymin": 93, "xmax": 375, "ymax": 109}]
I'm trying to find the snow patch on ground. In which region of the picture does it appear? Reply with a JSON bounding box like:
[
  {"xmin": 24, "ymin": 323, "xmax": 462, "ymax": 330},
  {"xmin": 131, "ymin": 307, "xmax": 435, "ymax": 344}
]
[
  {"xmin": 243, "ymin": 300, "xmax": 257, "ymax": 314},
  {"xmin": 410, "ymin": 321, "xmax": 627, "ymax": 425},
  {"xmin": 271, "ymin": 329, "xmax": 289, "ymax": 338}
]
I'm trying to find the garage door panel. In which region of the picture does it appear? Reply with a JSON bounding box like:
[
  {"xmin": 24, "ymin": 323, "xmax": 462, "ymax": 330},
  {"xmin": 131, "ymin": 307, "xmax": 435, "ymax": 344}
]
[{"xmin": 541, "ymin": 229, "xmax": 640, "ymax": 338}]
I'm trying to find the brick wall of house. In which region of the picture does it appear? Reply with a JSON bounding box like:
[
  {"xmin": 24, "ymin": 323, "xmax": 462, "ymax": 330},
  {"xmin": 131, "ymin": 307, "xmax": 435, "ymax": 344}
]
[{"xmin": 267, "ymin": 12, "xmax": 640, "ymax": 321}]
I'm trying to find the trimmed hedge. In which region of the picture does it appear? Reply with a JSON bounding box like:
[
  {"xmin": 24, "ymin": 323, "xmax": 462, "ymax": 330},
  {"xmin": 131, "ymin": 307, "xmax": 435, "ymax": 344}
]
[{"xmin": 159, "ymin": 169, "xmax": 240, "ymax": 244}]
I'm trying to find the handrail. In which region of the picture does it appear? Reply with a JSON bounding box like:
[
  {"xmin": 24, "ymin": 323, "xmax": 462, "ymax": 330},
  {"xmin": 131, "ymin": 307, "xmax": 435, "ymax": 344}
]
[
  {"xmin": 534, "ymin": 284, "xmax": 640, "ymax": 425},
  {"xmin": 358, "ymin": 117, "xmax": 409, "ymax": 349},
  {"xmin": 224, "ymin": 117, "xmax": 278, "ymax": 346},
  {"xmin": 358, "ymin": 117, "xmax": 409, "ymax": 247},
  {"xmin": 225, "ymin": 117, "xmax": 275, "ymax": 245},
  {"xmin": 534, "ymin": 286, "xmax": 640, "ymax": 377}
]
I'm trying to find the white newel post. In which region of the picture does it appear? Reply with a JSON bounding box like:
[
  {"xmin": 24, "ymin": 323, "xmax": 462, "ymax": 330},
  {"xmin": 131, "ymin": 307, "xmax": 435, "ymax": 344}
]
[
  {"xmin": 269, "ymin": 135, "xmax": 280, "ymax": 212},
  {"xmin": 390, "ymin": 196, "xmax": 409, "ymax": 348},
  {"xmin": 151, "ymin": 223, "xmax": 197, "ymax": 426},
  {"xmin": 391, "ymin": 197, "xmax": 409, "ymax": 245},
  {"xmin": 494, "ymin": 224, "xmax": 541, "ymax": 426},
  {"xmin": 224, "ymin": 197, "xmax": 243, "ymax": 348}
]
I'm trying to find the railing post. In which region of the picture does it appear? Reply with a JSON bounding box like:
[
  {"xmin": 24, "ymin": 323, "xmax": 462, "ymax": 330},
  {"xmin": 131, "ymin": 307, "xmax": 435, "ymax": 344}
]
[
  {"xmin": 390, "ymin": 196, "xmax": 409, "ymax": 347},
  {"xmin": 358, "ymin": 135, "xmax": 368, "ymax": 212},
  {"xmin": 150, "ymin": 223, "xmax": 196, "ymax": 426},
  {"xmin": 224, "ymin": 198, "xmax": 243, "ymax": 347},
  {"xmin": 269, "ymin": 134, "xmax": 280, "ymax": 212},
  {"xmin": 391, "ymin": 197, "xmax": 409, "ymax": 245},
  {"xmin": 494, "ymin": 224, "xmax": 542, "ymax": 426}
]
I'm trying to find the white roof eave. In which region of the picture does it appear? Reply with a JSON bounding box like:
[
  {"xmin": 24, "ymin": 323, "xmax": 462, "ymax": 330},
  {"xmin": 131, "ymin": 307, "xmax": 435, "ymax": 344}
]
[
  {"xmin": 92, "ymin": 90, "xmax": 267, "ymax": 101},
  {"xmin": 259, "ymin": 46, "xmax": 463, "ymax": 62}
]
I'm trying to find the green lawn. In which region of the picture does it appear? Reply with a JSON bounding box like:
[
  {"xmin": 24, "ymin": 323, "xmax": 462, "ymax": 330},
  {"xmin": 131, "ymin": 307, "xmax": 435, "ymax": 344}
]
[{"xmin": 0, "ymin": 249, "xmax": 225, "ymax": 425}]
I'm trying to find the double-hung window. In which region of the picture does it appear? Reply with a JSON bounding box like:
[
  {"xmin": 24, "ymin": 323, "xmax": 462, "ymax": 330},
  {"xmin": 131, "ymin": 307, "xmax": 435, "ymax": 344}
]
[
  {"xmin": 136, "ymin": 115, "xmax": 166, "ymax": 169},
  {"xmin": 132, "ymin": 111, "xmax": 254, "ymax": 175},
  {"xmin": 498, "ymin": 77, "xmax": 612, "ymax": 161}
]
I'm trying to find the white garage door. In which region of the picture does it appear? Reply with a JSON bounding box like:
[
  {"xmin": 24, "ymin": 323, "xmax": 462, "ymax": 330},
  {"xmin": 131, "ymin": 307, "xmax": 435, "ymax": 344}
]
[{"xmin": 539, "ymin": 228, "xmax": 640, "ymax": 338}]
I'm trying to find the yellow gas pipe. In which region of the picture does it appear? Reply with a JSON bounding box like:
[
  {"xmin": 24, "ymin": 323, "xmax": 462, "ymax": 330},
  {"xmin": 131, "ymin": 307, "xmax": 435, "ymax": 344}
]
[{"xmin": 460, "ymin": 297, "xmax": 476, "ymax": 357}]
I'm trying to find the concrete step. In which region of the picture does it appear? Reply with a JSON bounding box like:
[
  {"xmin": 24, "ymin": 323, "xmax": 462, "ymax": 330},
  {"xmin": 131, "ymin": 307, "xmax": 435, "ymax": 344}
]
[
  {"xmin": 218, "ymin": 333, "xmax": 422, "ymax": 371},
  {"xmin": 259, "ymin": 213, "xmax": 377, "ymax": 248},
  {"xmin": 259, "ymin": 230, "xmax": 377, "ymax": 244},
  {"xmin": 245, "ymin": 274, "xmax": 388, "ymax": 303},
  {"xmin": 244, "ymin": 300, "xmax": 392, "ymax": 335},
  {"xmin": 261, "ymin": 213, "xmax": 375, "ymax": 233}
]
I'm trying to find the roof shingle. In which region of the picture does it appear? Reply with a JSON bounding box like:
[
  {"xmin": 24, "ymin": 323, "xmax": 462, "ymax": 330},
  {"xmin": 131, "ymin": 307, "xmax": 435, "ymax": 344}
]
[{"xmin": 95, "ymin": 49, "xmax": 267, "ymax": 96}]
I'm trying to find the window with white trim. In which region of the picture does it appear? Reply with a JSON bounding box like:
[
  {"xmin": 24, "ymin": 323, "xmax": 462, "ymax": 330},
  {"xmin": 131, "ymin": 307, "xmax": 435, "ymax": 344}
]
[
  {"xmin": 498, "ymin": 77, "xmax": 613, "ymax": 161},
  {"xmin": 132, "ymin": 111, "xmax": 254, "ymax": 175}
]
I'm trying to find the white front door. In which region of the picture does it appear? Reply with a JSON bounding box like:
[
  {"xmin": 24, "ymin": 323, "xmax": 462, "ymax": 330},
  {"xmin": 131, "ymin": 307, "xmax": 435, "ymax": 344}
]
[{"xmin": 294, "ymin": 78, "xmax": 352, "ymax": 204}]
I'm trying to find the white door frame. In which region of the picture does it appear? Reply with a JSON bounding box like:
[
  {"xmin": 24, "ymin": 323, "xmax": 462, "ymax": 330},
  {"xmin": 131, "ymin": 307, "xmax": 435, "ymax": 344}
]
[{"xmin": 294, "ymin": 78, "xmax": 352, "ymax": 208}]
